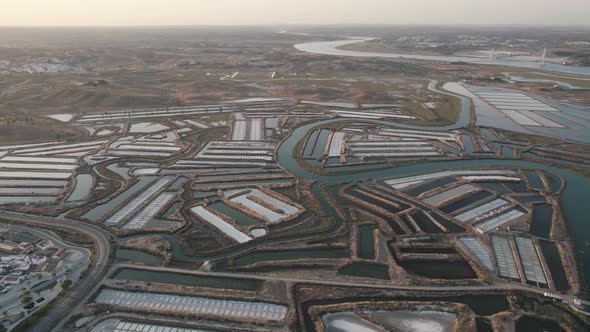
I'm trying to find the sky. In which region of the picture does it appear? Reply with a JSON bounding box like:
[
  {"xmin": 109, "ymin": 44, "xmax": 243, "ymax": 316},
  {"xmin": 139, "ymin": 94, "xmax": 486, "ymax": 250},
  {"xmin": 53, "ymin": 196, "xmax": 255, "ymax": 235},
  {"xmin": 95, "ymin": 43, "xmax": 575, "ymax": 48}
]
[{"xmin": 2, "ymin": 0, "xmax": 589, "ymax": 26}]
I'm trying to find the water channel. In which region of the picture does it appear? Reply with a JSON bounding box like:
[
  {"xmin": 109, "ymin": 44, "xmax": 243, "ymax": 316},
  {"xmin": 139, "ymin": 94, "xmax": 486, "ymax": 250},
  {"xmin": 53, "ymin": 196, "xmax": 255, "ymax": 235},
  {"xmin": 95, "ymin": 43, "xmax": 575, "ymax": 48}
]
[{"xmin": 275, "ymin": 106, "xmax": 590, "ymax": 295}]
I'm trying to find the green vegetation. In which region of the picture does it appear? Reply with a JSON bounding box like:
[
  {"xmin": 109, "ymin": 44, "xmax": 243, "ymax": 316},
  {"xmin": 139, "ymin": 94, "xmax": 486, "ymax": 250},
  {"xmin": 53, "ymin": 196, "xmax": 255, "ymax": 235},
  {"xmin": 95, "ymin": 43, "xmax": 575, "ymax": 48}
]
[
  {"xmin": 401, "ymin": 93, "xmax": 461, "ymax": 126},
  {"xmin": 434, "ymin": 94, "xmax": 462, "ymax": 123},
  {"xmin": 501, "ymin": 130, "xmax": 559, "ymax": 145},
  {"xmin": 61, "ymin": 279, "xmax": 72, "ymax": 290},
  {"xmin": 204, "ymin": 113, "xmax": 229, "ymax": 122},
  {"xmin": 12, "ymin": 305, "xmax": 48, "ymax": 332},
  {"xmin": 43, "ymin": 228, "xmax": 93, "ymax": 246},
  {"xmin": 272, "ymin": 185, "xmax": 299, "ymax": 202},
  {"xmin": 90, "ymin": 161, "xmax": 124, "ymax": 202}
]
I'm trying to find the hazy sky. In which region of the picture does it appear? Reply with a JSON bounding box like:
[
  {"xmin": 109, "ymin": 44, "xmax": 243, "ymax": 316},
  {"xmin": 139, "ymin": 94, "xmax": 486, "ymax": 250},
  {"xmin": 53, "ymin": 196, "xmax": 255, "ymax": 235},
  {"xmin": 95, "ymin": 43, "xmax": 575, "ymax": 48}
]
[{"xmin": 2, "ymin": 0, "xmax": 589, "ymax": 26}]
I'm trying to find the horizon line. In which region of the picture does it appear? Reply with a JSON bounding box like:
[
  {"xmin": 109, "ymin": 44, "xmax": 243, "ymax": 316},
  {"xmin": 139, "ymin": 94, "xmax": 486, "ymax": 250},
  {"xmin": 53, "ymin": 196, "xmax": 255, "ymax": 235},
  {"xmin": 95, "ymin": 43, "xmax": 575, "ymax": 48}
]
[{"xmin": 1, "ymin": 23, "xmax": 590, "ymax": 28}]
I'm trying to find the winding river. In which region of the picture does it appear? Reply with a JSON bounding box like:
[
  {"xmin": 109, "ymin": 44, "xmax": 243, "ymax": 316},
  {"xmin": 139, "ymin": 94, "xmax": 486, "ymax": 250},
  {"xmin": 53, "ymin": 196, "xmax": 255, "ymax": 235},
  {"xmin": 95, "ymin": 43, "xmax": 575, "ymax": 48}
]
[{"xmin": 295, "ymin": 38, "xmax": 590, "ymax": 76}]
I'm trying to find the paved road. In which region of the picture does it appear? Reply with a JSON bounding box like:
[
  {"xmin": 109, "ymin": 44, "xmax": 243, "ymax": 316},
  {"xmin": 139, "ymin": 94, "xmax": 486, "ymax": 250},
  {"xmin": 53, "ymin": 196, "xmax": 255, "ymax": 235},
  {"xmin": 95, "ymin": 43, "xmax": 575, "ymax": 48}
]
[
  {"xmin": 0, "ymin": 211, "xmax": 112, "ymax": 332},
  {"xmin": 111, "ymin": 263, "xmax": 590, "ymax": 309}
]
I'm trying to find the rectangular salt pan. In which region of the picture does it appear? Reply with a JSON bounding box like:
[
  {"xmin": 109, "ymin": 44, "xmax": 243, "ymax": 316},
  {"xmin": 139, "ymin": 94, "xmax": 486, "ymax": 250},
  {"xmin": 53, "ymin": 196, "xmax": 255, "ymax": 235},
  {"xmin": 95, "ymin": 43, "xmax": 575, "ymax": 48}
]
[
  {"xmin": 499, "ymin": 110, "xmax": 542, "ymax": 126},
  {"xmin": 515, "ymin": 237, "xmax": 547, "ymax": 284},
  {"xmin": 0, "ymin": 162, "xmax": 78, "ymax": 171},
  {"xmin": 348, "ymin": 141, "xmax": 431, "ymax": 147},
  {"xmin": 249, "ymin": 118, "xmax": 264, "ymax": 141},
  {"xmin": 385, "ymin": 170, "xmax": 516, "ymax": 188},
  {"xmin": 14, "ymin": 141, "xmax": 107, "ymax": 154},
  {"xmin": 19, "ymin": 146, "xmax": 103, "ymax": 156},
  {"xmin": 0, "ymin": 171, "xmax": 72, "ymax": 179},
  {"xmin": 455, "ymin": 198, "xmax": 509, "ymax": 222},
  {"xmin": 228, "ymin": 188, "xmax": 300, "ymax": 223},
  {"xmin": 518, "ymin": 111, "xmax": 564, "ymax": 128},
  {"xmin": 232, "ymin": 121, "xmax": 247, "ymax": 140},
  {"xmin": 105, "ymin": 177, "xmax": 174, "ymax": 226},
  {"xmin": 353, "ymin": 152, "xmax": 439, "ymax": 158},
  {"xmin": 475, "ymin": 209, "xmax": 525, "ymax": 233},
  {"xmin": 191, "ymin": 206, "xmax": 252, "ymax": 243},
  {"xmin": 123, "ymin": 192, "xmax": 176, "ymax": 229},
  {"xmin": 422, "ymin": 184, "xmax": 478, "ymax": 206},
  {"xmin": 492, "ymin": 236, "xmax": 520, "ymax": 279},
  {"xmin": 1, "ymin": 156, "xmax": 78, "ymax": 163},
  {"xmin": 458, "ymin": 237, "xmax": 495, "ymax": 271}
]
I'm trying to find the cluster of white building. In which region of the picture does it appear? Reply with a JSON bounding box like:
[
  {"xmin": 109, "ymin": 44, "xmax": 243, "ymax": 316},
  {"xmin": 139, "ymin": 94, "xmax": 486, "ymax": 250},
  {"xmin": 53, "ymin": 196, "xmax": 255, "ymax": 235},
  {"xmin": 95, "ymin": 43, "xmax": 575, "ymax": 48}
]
[{"xmin": 0, "ymin": 236, "xmax": 62, "ymax": 285}]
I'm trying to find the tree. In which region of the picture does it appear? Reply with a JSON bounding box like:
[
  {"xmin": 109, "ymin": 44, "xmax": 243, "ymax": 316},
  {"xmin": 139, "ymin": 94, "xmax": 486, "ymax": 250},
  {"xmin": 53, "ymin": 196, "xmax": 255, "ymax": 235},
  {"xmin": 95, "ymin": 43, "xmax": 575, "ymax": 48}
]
[{"xmin": 61, "ymin": 279, "xmax": 72, "ymax": 290}]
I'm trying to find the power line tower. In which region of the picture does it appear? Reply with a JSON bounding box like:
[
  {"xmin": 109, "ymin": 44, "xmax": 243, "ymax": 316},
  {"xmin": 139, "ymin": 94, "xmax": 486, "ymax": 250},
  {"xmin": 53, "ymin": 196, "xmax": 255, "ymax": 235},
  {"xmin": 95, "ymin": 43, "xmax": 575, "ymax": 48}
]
[
  {"xmin": 490, "ymin": 48, "xmax": 496, "ymax": 60},
  {"xmin": 540, "ymin": 48, "xmax": 547, "ymax": 67},
  {"xmin": 7, "ymin": 224, "xmax": 14, "ymax": 242}
]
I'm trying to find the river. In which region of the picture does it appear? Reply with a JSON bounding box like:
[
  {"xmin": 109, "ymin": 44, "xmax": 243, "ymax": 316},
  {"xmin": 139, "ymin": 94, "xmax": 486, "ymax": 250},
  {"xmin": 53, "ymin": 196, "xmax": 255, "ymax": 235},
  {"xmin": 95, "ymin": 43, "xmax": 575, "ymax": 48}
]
[{"xmin": 294, "ymin": 38, "xmax": 590, "ymax": 76}]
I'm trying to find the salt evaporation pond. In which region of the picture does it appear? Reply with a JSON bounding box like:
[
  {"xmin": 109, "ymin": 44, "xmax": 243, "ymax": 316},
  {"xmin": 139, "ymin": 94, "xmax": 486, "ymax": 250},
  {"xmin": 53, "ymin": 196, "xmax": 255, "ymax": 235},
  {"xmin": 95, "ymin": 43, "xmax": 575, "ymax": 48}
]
[
  {"xmin": 95, "ymin": 129, "xmax": 115, "ymax": 136},
  {"xmin": 46, "ymin": 113, "xmax": 74, "ymax": 122},
  {"xmin": 132, "ymin": 168, "xmax": 160, "ymax": 176},
  {"xmin": 82, "ymin": 177, "xmax": 155, "ymax": 221},
  {"xmin": 504, "ymin": 74, "xmax": 584, "ymax": 90},
  {"xmin": 0, "ymin": 196, "xmax": 57, "ymax": 205},
  {"xmin": 224, "ymin": 97, "xmax": 285, "ymax": 103},
  {"xmin": 366, "ymin": 310, "xmax": 457, "ymax": 332},
  {"xmin": 129, "ymin": 122, "xmax": 170, "ymax": 133},
  {"xmin": 322, "ymin": 312, "xmax": 384, "ymax": 332},
  {"xmin": 250, "ymin": 228, "xmax": 267, "ymax": 237},
  {"xmin": 301, "ymin": 100, "xmax": 358, "ymax": 109},
  {"xmin": 0, "ymin": 179, "xmax": 66, "ymax": 186}
]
